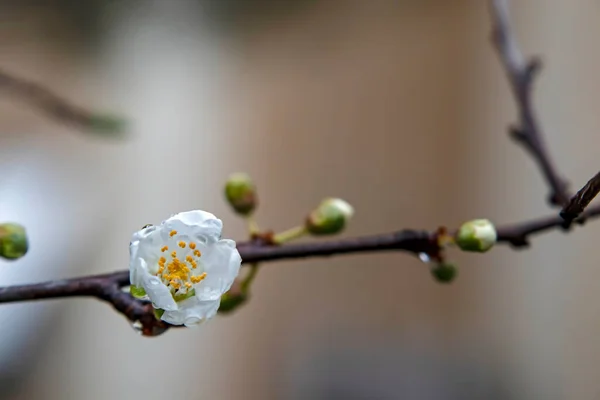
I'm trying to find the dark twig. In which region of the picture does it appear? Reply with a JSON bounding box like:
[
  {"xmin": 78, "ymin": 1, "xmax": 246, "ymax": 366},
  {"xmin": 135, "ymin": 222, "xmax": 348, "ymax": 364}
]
[
  {"xmin": 0, "ymin": 68, "xmax": 124, "ymax": 134},
  {"xmin": 489, "ymin": 0, "xmax": 570, "ymax": 207},
  {"xmin": 560, "ymin": 171, "xmax": 600, "ymax": 223},
  {"xmin": 0, "ymin": 206, "xmax": 599, "ymax": 335}
]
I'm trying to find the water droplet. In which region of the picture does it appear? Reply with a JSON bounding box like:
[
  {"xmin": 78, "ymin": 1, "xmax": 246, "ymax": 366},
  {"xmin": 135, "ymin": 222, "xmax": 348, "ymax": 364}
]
[
  {"xmin": 418, "ymin": 253, "xmax": 431, "ymax": 263},
  {"xmin": 129, "ymin": 320, "xmax": 169, "ymax": 337},
  {"xmin": 130, "ymin": 320, "xmax": 143, "ymax": 335}
]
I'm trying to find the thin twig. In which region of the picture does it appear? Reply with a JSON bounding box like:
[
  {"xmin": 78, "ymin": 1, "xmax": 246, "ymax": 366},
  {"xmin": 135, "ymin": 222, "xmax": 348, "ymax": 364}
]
[
  {"xmin": 0, "ymin": 206, "xmax": 599, "ymax": 335},
  {"xmin": 0, "ymin": 68, "xmax": 124, "ymax": 133},
  {"xmin": 489, "ymin": 0, "xmax": 570, "ymax": 207},
  {"xmin": 560, "ymin": 171, "xmax": 600, "ymax": 223}
]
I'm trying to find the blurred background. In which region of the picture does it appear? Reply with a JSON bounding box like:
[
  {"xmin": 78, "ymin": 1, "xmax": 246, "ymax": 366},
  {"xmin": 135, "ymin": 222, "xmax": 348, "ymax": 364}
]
[{"xmin": 0, "ymin": 0, "xmax": 598, "ymax": 399}]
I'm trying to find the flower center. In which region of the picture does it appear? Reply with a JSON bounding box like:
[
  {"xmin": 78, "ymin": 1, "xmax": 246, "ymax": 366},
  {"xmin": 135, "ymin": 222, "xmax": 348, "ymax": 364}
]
[{"xmin": 155, "ymin": 230, "xmax": 207, "ymax": 295}]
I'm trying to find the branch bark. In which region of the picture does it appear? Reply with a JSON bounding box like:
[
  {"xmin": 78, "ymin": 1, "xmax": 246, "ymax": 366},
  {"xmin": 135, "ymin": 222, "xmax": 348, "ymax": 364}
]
[
  {"xmin": 560, "ymin": 171, "xmax": 600, "ymax": 223},
  {"xmin": 489, "ymin": 0, "xmax": 570, "ymax": 207},
  {"xmin": 1, "ymin": 204, "xmax": 600, "ymax": 335}
]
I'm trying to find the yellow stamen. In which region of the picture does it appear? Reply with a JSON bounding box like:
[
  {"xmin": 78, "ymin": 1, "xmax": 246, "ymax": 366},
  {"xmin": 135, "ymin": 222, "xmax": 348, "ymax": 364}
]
[
  {"xmin": 178, "ymin": 241, "xmax": 186, "ymax": 248},
  {"xmin": 186, "ymin": 255, "xmax": 193, "ymax": 262},
  {"xmin": 170, "ymin": 280, "xmax": 180, "ymax": 289},
  {"xmin": 189, "ymin": 242, "xmax": 196, "ymax": 250},
  {"xmin": 161, "ymin": 246, "xmax": 169, "ymax": 252},
  {"xmin": 169, "ymin": 230, "xmax": 177, "ymax": 237},
  {"xmin": 190, "ymin": 272, "xmax": 207, "ymax": 284},
  {"xmin": 185, "ymin": 282, "xmax": 192, "ymax": 289},
  {"xmin": 165, "ymin": 258, "xmax": 191, "ymax": 282},
  {"xmin": 193, "ymin": 250, "xmax": 201, "ymax": 257},
  {"xmin": 191, "ymin": 260, "xmax": 197, "ymax": 269},
  {"xmin": 171, "ymin": 251, "xmax": 177, "ymax": 258}
]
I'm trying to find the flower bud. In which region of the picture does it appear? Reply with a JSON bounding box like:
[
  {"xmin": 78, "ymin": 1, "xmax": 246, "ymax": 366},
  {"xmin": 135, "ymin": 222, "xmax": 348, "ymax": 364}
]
[
  {"xmin": 224, "ymin": 173, "xmax": 257, "ymax": 216},
  {"xmin": 455, "ymin": 219, "xmax": 497, "ymax": 253},
  {"xmin": 306, "ymin": 198, "xmax": 354, "ymax": 235},
  {"xmin": 431, "ymin": 262, "xmax": 457, "ymax": 283},
  {"xmin": 0, "ymin": 223, "xmax": 28, "ymax": 260}
]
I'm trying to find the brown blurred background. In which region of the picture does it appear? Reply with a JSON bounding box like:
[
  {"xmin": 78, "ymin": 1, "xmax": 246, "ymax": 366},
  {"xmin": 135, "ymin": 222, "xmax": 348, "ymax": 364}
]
[{"xmin": 0, "ymin": 0, "xmax": 599, "ymax": 399}]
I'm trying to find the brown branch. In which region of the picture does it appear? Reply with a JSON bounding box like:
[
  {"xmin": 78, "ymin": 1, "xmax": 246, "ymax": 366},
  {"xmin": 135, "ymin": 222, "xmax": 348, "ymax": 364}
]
[
  {"xmin": 0, "ymin": 68, "xmax": 125, "ymax": 134},
  {"xmin": 560, "ymin": 171, "xmax": 600, "ymax": 223},
  {"xmin": 489, "ymin": 0, "xmax": 570, "ymax": 207},
  {"xmin": 1, "ymin": 206, "xmax": 599, "ymax": 335}
]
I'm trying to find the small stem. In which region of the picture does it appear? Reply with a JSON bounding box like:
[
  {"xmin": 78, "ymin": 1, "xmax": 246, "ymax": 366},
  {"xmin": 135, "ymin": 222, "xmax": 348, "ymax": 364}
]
[
  {"xmin": 272, "ymin": 226, "xmax": 308, "ymax": 244},
  {"xmin": 247, "ymin": 216, "xmax": 260, "ymax": 236},
  {"xmin": 246, "ymin": 214, "xmax": 260, "ymax": 236},
  {"xmin": 241, "ymin": 264, "xmax": 259, "ymax": 293}
]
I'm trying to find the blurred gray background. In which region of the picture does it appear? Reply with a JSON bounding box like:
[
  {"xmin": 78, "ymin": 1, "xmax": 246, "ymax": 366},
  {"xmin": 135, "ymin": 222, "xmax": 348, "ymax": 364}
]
[{"xmin": 0, "ymin": 0, "xmax": 598, "ymax": 399}]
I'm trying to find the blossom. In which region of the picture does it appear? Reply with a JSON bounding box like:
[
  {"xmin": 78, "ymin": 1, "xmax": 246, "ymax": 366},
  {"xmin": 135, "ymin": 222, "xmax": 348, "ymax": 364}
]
[{"xmin": 129, "ymin": 210, "xmax": 241, "ymax": 326}]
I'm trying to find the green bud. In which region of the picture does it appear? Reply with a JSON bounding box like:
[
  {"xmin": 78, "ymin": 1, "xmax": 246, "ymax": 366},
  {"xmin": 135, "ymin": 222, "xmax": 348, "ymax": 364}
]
[
  {"xmin": 219, "ymin": 292, "xmax": 247, "ymax": 314},
  {"xmin": 455, "ymin": 219, "xmax": 497, "ymax": 253},
  {"xmin": 224, "ymin": 173, "xmax": 257, "ymax": 216},
  {"xmin": 431, "ymin": 263, "xmax": 457, "ymax": 283},
  {"xmin": 0, "ymin": 223, "xmax": 28, "ymax": 260},
  {"xmin": 306, "ymin": 198, "xmax": 354, "ymax": 235}
]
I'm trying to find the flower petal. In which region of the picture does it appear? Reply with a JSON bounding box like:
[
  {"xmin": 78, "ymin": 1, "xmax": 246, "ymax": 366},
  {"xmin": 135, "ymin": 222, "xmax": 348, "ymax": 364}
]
[
  {"xmin": 129, "ymin": 257, "xmax": 145, "ymax": 287},
  {"xmin": 161, "ymin": 297, "xmax": 220, "ymax": 326},
  {"xmin": 196, "ymin": 239, "xmax": 241, "ymax": 301},
  {"xmin": 131, "ymin": 224, "xmax": 158, "ymax": 243},
  {"xmin": 167, "ymin": 210, "xmax": 217, "ymax": 226},
  {"xmin": 163, "ymin": 211, "xmax": 223, "ymax": 243},
  {"xmin": 141, "ymin": 271, "xmax": 177, "ymax": 311}
]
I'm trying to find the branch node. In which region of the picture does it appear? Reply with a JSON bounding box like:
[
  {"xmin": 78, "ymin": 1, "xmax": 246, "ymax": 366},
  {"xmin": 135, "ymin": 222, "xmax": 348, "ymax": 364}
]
[
  {"xmin": 525, "ymin": 57, "xmax": 543, "ymax": 80},
  {"xmin": 509, "ymin": 236, "xmax": 530, "ymax": 249},
  {"xmin": 509, "ymin": 126, "xmax": 527, "ymax": 143}
]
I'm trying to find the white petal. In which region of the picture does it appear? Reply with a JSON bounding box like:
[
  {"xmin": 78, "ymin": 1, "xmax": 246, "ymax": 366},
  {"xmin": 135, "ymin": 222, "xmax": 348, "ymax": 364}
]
[
  {"xmin": 163, "ymin": 211, "xmax": 223, "ymax": 243},
  {"xmin": 129, "ymin": 240, "xmax": 140, "ymax": 259},
  {"xmin": 161, "ymin": 297, "xmax": 220, "ymax": 326},
  {"xmin": 129, "ymin": 258, "xmax": 144, "ymax": 287},
  {"xmin": 129, "ymin": 241, "xmax": 142, "ymax": 284},
  {"xmin": 196, "ymin": 239, "xmax": 241, "ymax": 301},
  {"xmin": 131, "ymin": 225, "xmax": 158, "ymax": 243},
  {"xmin": 167, "ymin": 210, "xmax": 217, "ymax": 226},
  {"xmin": 142, "ymin": 273, "xmax": 177, "ymax": 311}
]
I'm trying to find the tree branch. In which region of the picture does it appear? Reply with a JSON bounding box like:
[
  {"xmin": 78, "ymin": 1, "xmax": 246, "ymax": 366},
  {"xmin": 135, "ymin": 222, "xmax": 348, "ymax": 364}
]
[
  {"xmin": 1, "ymin": 205, "xmax": 599, "ymax": 335},
  {"xmin": 560, "ymin": 171, "xmax": 600, "ymax": 223},
  {"xmin": 489, "ymin": 0, "xmax": 570, "ymax": 207},
  {"xmin": 0, "ymin": 68, "xmax": 124, "ymax": 134}
]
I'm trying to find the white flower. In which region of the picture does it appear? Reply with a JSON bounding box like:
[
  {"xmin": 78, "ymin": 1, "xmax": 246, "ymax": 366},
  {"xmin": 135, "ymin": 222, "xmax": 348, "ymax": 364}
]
[{"xmin": 129, "ymin": 210, "xmax": 242, "ymax": 327}]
